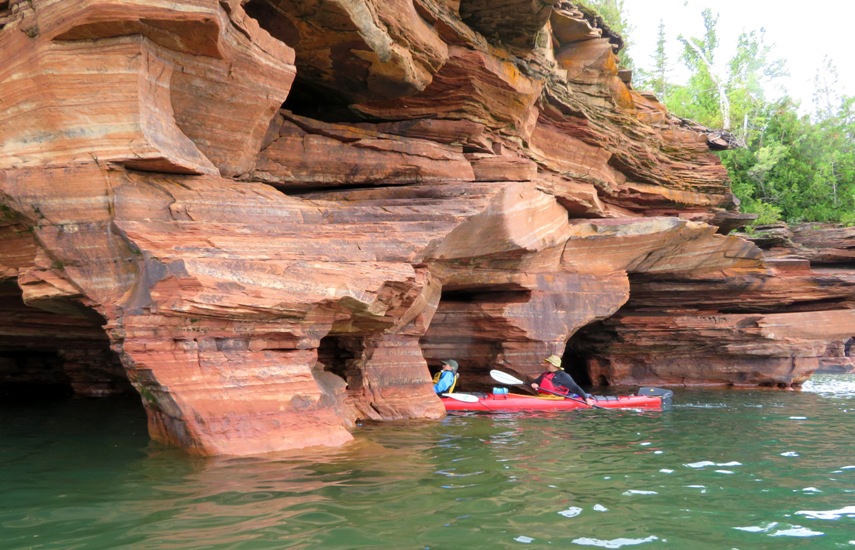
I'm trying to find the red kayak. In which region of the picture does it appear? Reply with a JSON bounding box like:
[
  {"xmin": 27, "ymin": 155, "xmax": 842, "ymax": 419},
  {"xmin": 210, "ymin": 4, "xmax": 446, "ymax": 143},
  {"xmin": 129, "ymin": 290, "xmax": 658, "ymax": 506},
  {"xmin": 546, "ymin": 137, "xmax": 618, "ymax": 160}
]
[{"xmin": 442, "ymin": 388, "xmax": 672, "ymax": 412}]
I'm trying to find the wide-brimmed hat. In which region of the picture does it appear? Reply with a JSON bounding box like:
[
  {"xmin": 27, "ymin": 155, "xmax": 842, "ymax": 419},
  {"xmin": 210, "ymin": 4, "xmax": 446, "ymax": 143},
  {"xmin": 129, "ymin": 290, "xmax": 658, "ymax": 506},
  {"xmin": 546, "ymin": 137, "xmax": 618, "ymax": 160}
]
[
  {"xmin": 543, "ymin": 355, "xmax": 563, "ymax": 369},
  {"xmin": 442, "ymin": 359, "xmax": 459, "ymax": 372}
]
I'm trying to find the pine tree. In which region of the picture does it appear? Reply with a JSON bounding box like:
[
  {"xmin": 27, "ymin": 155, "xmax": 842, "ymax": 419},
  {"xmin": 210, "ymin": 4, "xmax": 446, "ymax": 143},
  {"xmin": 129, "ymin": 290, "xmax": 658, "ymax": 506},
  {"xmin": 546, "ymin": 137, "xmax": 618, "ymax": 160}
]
[
  {"xmin": 649, "ymin": 19, "xmax": 669, "ymax": 100},
  {"xmin": 812, "ymin": 56, "xmax": 841, "ymax": 122}
]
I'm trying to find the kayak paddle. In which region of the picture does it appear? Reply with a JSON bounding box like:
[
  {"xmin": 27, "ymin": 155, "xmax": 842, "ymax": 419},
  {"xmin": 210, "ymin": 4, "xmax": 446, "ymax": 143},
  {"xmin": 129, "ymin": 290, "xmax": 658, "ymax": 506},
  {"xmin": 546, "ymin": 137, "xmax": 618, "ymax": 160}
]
[
  {"xmin": 489, "ymin": 369, "xmax": 604, "ymax": 410},
  {"xmin": 442, "ymin": 392, "xmax": 480, "ymax": 403}
]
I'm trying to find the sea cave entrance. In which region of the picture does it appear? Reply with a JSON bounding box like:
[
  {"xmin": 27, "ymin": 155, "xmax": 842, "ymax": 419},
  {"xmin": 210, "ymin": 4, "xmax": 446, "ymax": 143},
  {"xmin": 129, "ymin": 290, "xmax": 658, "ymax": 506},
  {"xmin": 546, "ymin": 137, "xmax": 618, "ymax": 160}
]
[
  {"xmin": 317, "ymin": 334, "xmax": 364, "ymax": 392},
  {"xmin": 0, "ymin": 281, "xmax": 136, "ymax": 402},
  {"xmin": 564, "ymin": 319, "xmax": 612, "ymax": 388},
  {"xmin": 419, "ymin": 286, "xmax": 535, "ymax": 392},
  {"xmin": 561, "ymin": 345, "xmax": 594, "ymax": 387}
]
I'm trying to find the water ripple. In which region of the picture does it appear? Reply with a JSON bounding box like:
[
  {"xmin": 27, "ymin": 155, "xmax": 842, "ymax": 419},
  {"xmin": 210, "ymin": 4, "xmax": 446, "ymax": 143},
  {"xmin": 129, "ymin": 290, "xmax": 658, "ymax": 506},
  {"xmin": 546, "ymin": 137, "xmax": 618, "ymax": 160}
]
[
  {"xmin": 796, "ymin": 506, "xmax": 855, "ymax": 520},
  {"xmin": 571, "ymin": 535, "xmax": 660, "ymax": 547},
  {"xmin": 2, "ymin": 377, "xmax": 855, "ymax": 548}
]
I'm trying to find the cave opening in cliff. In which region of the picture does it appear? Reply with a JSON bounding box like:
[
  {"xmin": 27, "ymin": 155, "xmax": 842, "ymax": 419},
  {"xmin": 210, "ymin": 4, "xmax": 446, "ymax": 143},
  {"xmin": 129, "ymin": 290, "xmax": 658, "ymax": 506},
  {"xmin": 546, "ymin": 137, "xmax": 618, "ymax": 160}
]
[
  {"xmin": 420, "ymin": 287, "xmax": 536, "ymax": 392},
  {"xmin": 0, "ymin": 281, "xmax": 136, "ymax": 403},
  {"xmin": 243, "ymin": 0, "xmax": 369, "ymax": 124},
  {"xmin": 278, "ymin": 82, "xmax": 363, "ymax": 123},
  {"xmin": 440, "ymin": 288, "xmax": 532, "ymax": 304},
  {"xmin": 563, "ymin": 321, "xmax": 609, "ymax": 388},
  {"xmin": 0, "ymin": 349, "xmax": 73, "ymax": 401},
  {"xmin": 318, "ymin": 334, "xmax": 363, "ymax": 389},
  {"xmin": 561, "ymin": 345, "xmax": 595, "ymax": 387}
]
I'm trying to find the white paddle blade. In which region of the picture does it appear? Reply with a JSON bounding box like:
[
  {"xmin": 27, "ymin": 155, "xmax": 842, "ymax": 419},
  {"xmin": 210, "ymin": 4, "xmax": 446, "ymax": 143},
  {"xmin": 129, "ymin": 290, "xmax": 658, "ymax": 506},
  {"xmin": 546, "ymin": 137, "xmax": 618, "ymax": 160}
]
[
  {"xmin": 442, "ymin": 392, "xmax": 480, "ymax": 403},
  {"xmin": 490, "ymin": 369, "xmax": 525, "ymax": 386}
]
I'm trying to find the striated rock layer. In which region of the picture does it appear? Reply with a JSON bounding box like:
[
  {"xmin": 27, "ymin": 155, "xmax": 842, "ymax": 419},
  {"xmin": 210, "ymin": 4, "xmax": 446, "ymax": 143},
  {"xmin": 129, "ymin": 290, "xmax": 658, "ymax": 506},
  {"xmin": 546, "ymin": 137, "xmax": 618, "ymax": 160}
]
[{"xmin": 1, "ymin": 0, "xmax": 853, "ymax": 454}]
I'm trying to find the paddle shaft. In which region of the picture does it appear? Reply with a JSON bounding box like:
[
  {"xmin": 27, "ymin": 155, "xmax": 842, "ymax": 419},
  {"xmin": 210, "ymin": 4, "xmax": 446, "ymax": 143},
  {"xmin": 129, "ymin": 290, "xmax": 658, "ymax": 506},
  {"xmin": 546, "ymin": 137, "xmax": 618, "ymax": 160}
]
[
  {"xmin": 534, "ymin": 386, "xmax": 605, "ymax": 409},
  {"xmin": 489, "ymin": 369, "xmax": 605, "ymax": 409}
]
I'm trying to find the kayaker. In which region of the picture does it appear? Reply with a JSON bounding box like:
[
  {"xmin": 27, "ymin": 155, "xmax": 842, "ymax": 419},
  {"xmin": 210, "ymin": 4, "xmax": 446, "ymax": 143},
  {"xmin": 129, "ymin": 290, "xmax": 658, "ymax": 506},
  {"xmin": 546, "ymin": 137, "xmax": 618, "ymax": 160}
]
[
  {"xmin": 532, "ymin": 355, "xmax": 594, "ymax": 406},
  {"xmin": 433, "ymin": 359, "xmax": 459, "ymax": 394}
]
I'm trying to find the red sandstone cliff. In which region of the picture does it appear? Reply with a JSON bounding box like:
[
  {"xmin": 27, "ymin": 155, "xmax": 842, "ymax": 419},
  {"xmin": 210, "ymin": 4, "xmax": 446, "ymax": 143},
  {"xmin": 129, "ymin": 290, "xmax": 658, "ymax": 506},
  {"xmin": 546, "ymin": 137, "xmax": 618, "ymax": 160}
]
[{"xmin": 1, "ymin": 0, "xmax": 853, "ymax": 455}]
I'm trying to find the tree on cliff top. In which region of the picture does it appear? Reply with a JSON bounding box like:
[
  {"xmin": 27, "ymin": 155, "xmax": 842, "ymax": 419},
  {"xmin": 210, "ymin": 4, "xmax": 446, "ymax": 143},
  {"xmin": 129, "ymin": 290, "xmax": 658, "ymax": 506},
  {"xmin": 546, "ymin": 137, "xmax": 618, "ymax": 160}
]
[
  {"xmin": 670, "ymin": 9, "xmax": 728, "ymax": 129},
  {"xmin": 662, "ymin": 9, "xmax": 785, "ymax": 138},
  {"xmin": 630, "ymin": 7, "xmax": 853, "ymax": 225}
]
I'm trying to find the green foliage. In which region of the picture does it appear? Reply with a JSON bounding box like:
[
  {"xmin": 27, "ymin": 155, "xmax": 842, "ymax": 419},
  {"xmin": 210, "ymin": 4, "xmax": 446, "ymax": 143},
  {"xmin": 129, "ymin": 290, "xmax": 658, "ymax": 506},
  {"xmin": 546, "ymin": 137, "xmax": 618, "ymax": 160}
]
[
  {"xmin": 721, "ymin": 95, "xmax": 855, "ymax": 225},
  {"xmin": 813, "ymin": 56, "xmax": 841, "ymax": 122},
  {"xmin": 668, "ymin": 9, "xmax": 723, "ymax": 127},
  {"xmin": 632, "ymin": 7, "xmax": 853, "ymax": 226},
  {"xmin": 648, "ymin": 20, "xmax": 669, "ymax": 100},
  {"xmin": 725, "ymin": 29, "xmax": 786, "ymax": 140}
]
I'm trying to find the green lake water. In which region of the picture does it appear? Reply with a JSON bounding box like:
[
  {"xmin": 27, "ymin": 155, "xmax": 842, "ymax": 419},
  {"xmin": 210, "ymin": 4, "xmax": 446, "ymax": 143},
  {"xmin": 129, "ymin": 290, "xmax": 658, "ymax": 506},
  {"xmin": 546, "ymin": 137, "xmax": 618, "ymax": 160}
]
[{"xmin": 1, "ymin": 374, "xmax": 854, "ymax": 549}]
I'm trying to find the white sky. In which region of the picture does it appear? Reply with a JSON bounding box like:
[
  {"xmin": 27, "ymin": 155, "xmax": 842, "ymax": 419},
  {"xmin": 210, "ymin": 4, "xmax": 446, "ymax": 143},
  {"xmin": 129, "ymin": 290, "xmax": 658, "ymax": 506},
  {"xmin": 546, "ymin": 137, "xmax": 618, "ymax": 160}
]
[{"xmin": 623, "ymin": 0, "xmax": 855, "ymax": 113}]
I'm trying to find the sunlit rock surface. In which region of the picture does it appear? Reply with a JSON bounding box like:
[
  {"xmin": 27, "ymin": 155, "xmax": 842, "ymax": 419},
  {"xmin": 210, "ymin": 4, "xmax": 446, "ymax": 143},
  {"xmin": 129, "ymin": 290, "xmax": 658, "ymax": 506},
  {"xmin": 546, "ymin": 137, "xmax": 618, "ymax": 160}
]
[{"xmin": 1, "ymin": 0, "xmax": 853, "ymax": 455}]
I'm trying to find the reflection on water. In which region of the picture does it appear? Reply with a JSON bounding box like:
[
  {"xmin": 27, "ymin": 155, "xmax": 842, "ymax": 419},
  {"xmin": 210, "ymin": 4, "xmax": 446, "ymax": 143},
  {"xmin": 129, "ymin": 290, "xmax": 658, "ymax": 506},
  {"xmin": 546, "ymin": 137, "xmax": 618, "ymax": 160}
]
[{"xmin": 1, "ymin": 375, "xmax": 854, "ymax": 549}]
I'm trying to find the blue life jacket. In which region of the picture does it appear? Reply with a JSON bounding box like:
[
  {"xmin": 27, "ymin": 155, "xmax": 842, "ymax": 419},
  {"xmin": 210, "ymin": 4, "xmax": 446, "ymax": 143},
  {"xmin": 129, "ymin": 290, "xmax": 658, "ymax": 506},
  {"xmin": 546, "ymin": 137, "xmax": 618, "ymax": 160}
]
[{"xmin": 433, "ymin": 370, "xmax": 458, "ymax": 393}]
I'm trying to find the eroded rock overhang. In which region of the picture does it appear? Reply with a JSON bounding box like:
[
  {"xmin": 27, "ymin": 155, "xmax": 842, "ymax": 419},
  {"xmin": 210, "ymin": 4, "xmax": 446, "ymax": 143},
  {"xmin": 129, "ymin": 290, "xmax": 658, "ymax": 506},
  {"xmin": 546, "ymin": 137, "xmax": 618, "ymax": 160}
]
[{"xmin": 1, "ymin": 0, "xmax": 853, "ymax": 455}]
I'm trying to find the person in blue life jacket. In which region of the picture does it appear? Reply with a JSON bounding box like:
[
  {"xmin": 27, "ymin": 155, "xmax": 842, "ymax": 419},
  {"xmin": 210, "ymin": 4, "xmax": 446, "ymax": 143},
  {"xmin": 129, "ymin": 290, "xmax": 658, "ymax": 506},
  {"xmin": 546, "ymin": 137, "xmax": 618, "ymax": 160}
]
[
  {"xmin": 531, "ymin": 354, "xmax": 594, "ymax": 406},
  {"xmin": 433, "ymin": 359, "xmax": 459, "ymax": 394}
]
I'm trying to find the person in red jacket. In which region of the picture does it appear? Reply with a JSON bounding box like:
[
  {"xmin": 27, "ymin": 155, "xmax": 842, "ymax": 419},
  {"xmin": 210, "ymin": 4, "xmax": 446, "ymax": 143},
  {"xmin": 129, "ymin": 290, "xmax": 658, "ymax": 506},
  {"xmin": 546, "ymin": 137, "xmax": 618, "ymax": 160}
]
[{"xmin": 531, "ymin": 355, "xmax": 594, "ymax": 406}]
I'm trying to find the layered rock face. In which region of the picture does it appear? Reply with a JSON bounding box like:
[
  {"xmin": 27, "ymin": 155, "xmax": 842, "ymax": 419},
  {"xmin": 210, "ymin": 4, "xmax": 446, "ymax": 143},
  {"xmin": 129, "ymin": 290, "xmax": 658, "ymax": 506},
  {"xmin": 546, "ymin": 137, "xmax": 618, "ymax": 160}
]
[{"xmin": 1, "ymin": 0, "xmax": 853, "ymax": 454}]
